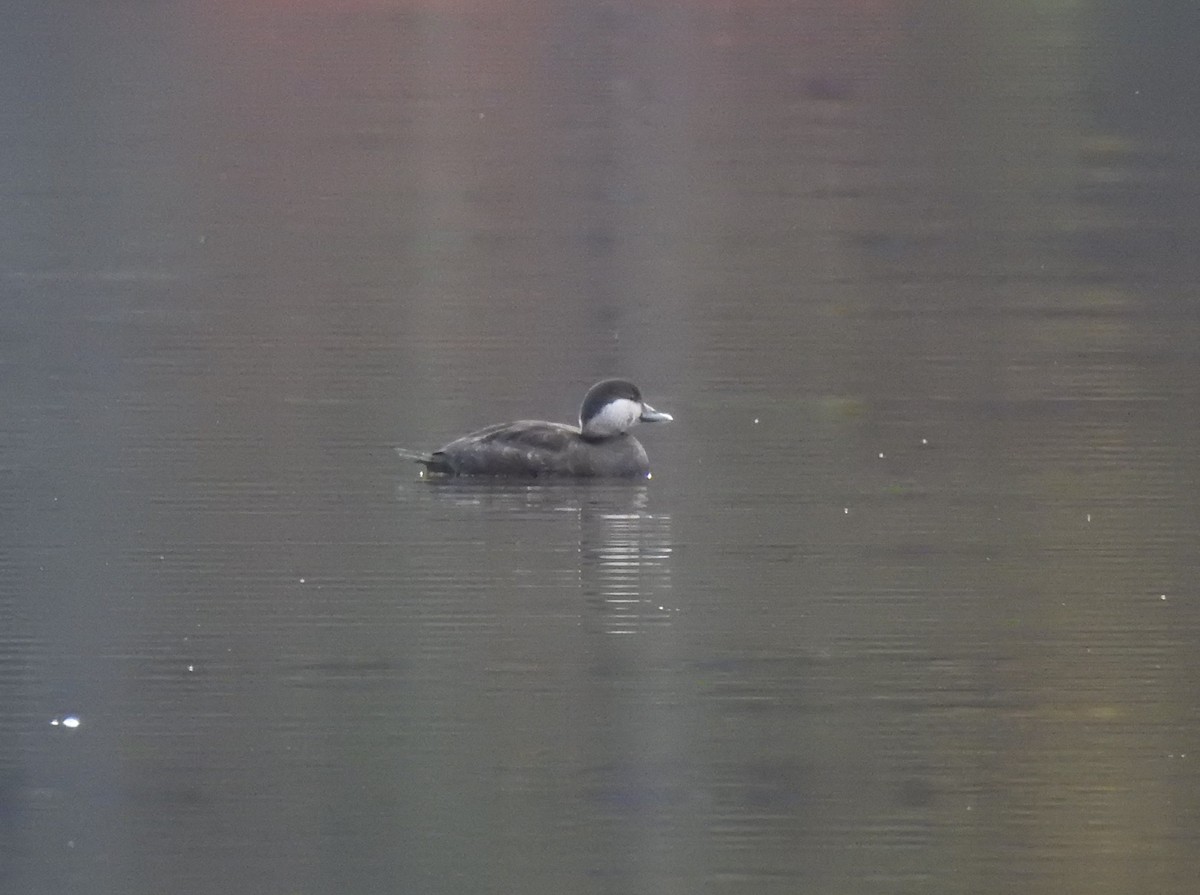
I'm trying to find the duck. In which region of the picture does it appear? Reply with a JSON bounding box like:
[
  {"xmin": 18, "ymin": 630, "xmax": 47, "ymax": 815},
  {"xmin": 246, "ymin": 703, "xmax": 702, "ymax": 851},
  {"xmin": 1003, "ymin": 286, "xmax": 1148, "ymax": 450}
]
[{"xmin": 398, "ymin": 379, "xmax": 672, "ymax": 478}]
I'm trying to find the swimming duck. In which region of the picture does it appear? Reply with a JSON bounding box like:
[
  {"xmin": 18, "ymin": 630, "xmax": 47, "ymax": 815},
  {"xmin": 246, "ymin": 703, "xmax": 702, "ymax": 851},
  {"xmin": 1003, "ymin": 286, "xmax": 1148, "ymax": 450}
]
[{"xmin": 398, "ymin": 379, "xmax": 672, "ymax": 478}]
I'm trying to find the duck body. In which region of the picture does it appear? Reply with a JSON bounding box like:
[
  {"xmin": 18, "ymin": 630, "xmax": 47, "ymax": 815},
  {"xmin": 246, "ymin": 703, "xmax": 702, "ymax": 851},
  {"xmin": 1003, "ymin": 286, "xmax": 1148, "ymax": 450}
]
[
  {"xmin": 423, "ymin": 421, "xmax": 653, "ymax": 477},
  {"xmin": 403, "ymin": 379, "xmax": 672, "ymax": 479}
]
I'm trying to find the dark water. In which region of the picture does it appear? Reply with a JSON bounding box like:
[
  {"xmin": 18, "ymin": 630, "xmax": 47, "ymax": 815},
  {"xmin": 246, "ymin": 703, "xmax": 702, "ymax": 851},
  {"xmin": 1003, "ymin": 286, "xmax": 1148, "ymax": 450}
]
[{"xmin": 4, "ymin": 2, "xmax": 1200, "ymax": 893}]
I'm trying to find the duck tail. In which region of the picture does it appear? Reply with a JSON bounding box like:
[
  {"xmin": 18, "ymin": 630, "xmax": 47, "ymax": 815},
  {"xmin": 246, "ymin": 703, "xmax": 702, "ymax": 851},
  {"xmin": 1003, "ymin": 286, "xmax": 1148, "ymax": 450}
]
[
  {"xmin": 394, "ymin": 447, "xmax": 453, "ymax": 475},
  {"xmin": 394, "ymin": 447, "xmax": 429, "ymax": 464}
]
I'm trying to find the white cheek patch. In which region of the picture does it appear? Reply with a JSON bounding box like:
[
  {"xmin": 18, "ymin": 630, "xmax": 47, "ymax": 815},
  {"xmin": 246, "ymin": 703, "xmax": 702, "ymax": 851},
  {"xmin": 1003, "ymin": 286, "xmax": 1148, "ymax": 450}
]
[{"xmin": 584, "ymin": 397, "xmax": 642, "ymax": 437}]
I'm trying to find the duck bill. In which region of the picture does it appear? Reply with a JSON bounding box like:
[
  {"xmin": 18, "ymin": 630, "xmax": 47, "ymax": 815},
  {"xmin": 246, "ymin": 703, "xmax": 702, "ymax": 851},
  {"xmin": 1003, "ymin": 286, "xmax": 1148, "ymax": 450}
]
[{"xmin": 639, "ymin": 404, "xmax": 673, "ymax": 423}]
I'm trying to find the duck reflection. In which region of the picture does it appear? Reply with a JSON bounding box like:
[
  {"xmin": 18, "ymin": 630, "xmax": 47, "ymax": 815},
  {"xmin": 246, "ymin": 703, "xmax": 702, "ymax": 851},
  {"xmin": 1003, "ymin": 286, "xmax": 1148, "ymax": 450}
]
[
  {"xmin": 578, "ymin": 493, "xmax": 674, "ymax": 635},
  {"xmin": 403, "ymin": 479, "xmax": 674, "ymax": 635}
]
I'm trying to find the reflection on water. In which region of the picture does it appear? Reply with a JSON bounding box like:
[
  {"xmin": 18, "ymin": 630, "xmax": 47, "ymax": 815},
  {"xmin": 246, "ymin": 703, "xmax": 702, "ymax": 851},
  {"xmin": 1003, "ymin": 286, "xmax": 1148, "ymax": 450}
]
[
  {"xmin": 582, "ymin": 498, "xmax": 674, "ymax": 636},
  {"xmin": 388, "ymin": 479, "xmax": 691, "ymax": 892},
  {"xmin": 400, "ymin": 480, "xmax": 675, "ymax": 636},
  {"xmin": 5, "ymin": 1, "xmax": 1200, "ymax": 894}
]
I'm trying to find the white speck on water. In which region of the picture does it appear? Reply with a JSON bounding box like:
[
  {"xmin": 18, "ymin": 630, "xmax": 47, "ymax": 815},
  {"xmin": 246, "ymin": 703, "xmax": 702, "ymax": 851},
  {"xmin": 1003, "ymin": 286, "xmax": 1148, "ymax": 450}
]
[
  {"xmin": 753, "ymin": 418, "xmax": 759, "ymax": 424},
  {"xmin": 1161, "ymin": 594, "xmax": 1167, "ymax": 601},
  {"xmin": 51, "ymin": 715, "xmax": 81, "ymax": 729},
  {"xmin": 843, "ymin": 507, "xmax": 849, "ymax": 514},
  {"xmin": 1086, "ymin": 514, "xmax": 1091, "ymax": 523},
  {"xmin": 878, "ymin": 452, "xmax": 884, "ymax": 459},
  {"xmin": 920, "ymin": 437, "xmax": 928, "ymax": 445},
  {"xmin": 299, "ymin": 577, "xmax": 305, "ymax": 584}
]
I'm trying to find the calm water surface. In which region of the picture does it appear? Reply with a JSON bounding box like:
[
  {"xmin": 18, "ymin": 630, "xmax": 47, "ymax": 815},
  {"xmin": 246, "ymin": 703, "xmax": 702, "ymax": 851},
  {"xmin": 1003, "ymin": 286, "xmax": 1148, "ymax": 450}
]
[{"xmin": 4, "ymin": 2, "xmax": 1200, "ymax": 893}]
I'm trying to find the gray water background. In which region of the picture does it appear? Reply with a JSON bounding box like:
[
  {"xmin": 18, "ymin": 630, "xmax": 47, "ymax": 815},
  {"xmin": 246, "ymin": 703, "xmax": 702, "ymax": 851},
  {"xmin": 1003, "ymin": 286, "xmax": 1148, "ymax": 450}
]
[{"xmin": 3, "ymin": 2, "xmax": 1200, "ymax": 893}]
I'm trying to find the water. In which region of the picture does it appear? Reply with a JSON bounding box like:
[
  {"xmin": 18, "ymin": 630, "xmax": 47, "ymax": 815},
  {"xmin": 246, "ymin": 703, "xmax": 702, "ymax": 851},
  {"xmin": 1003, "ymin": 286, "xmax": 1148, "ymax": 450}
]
[{"xmin": 4, "ymin": 2, "xmax": 1200, "ymax": 893}]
